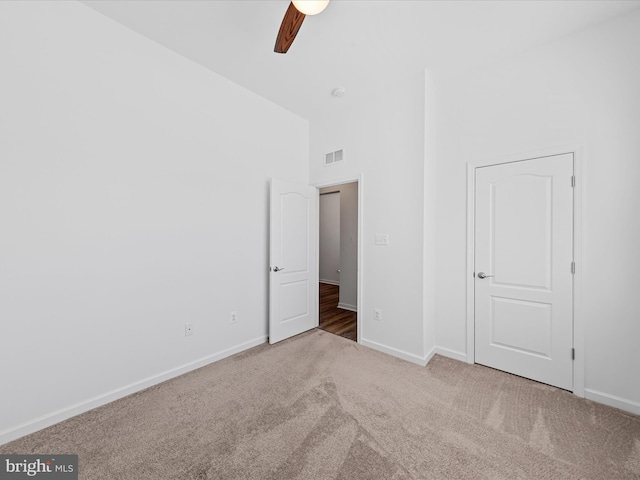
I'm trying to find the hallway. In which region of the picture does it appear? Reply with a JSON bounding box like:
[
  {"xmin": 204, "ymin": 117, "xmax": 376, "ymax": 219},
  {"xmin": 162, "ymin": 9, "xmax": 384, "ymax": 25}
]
[{"xmin": 318, "ymin": 283, "xmax": 357, "ymax": 342}]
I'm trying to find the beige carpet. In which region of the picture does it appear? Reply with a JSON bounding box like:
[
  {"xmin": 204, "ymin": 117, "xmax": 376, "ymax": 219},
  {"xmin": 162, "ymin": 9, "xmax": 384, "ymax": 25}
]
[{"xmin": 2, "ymin": 330, "xmax": 639, "ymax": 479}]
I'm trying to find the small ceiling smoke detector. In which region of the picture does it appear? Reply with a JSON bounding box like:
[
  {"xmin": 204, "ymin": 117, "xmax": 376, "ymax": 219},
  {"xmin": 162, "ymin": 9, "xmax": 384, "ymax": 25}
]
[{"xmin": 331, "ymin": 87, "xmax": 346, "ymax": 98}]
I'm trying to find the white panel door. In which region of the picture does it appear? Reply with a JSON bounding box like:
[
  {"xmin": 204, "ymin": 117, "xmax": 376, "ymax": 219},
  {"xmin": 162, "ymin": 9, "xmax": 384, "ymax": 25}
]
[
  {"xmin": 475, "ymin": 154, "xmax": 574, "ymax": 390},
  {"xmin": 269, "ymin": 179, "xmax": 318, "ymax": 344}
]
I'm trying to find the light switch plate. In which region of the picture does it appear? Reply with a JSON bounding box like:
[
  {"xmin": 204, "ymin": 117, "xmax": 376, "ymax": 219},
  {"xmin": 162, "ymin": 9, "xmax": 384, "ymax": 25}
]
[{"xmin": 375, "ymin": 234, "xmax": 389, "ymax": 245}]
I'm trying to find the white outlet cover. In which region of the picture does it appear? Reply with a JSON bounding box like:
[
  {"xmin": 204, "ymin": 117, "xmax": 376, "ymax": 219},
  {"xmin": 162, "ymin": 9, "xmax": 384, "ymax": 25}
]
[{"xmin": 375, "ymin": 234, "xmax": 389, "ymax": 245}]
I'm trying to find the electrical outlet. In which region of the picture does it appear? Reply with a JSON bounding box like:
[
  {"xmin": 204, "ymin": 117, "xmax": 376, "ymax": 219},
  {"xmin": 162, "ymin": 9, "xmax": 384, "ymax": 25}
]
[
  {"xmin": 230, "ymin": 311, "xmax": 238, "ymax": 324},
  {"xmin": 374, "ymin": 308, "xmax": 382, "ymax": 321},
  {"xmin": 185, "ymin": 323, "xmax": 193, "ymax": 336},
  {"xmin": 375, "ymin": 234, "xmax": 389, "ymax": 246}
]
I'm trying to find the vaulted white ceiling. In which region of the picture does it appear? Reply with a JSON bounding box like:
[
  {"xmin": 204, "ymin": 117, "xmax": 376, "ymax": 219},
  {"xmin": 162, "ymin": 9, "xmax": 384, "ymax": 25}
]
[{"xmin": 83, "ymin": 0, "xmax": 640, "ymax": 122}]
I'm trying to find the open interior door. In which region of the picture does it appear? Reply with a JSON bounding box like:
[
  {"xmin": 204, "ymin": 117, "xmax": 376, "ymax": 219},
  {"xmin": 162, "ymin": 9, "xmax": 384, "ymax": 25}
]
[{"xmin": 269, "ymin": 179, "xmax": 318, "ymax": 344}]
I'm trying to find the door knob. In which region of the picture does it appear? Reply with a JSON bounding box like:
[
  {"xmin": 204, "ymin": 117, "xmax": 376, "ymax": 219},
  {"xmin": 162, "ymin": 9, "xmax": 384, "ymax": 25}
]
[
  {"xmin": 477, "ymin": 272, "xmax": 493, "ymax": 279},
  {"xmin": 273, "ymin": 266, "xmax": 285, "ymax": 272}
]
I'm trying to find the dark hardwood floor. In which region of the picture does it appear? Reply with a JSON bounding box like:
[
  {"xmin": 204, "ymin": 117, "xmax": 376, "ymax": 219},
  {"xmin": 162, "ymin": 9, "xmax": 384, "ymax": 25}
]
[{"xmin": 318, "ymin": 283, "xmax": 357, "ymax": 342}]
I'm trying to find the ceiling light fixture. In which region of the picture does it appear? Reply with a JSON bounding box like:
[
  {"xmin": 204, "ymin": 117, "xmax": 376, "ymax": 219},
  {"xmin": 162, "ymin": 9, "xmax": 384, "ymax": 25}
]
[
  {"xmin": 291, "ymin": 0, "xmax": 330, "ymax": 16},
  {"xmin": 274, "ymin": 0, "xmax": 331, "ymax": 54}
]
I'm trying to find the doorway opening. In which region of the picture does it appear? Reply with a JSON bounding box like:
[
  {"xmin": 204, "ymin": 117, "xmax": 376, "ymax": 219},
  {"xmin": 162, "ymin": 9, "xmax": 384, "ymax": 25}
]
[{"xmin": 318, "ymin": 181, "xmax": 358, "ymax": 342}]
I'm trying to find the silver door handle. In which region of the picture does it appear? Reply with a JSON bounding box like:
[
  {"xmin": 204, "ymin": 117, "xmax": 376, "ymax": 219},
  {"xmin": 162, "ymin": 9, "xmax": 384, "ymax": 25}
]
[
  {"xmin": 477, "ymin": 272, "xmax": 493, "ymax": 279},
  {"xmin": 273, "ymin": 266, "xmax": 285, "ymax": 272}
]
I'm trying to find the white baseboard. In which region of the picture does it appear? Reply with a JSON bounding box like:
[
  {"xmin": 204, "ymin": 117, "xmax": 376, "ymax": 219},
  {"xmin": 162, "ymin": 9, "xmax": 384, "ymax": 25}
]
[
  {"xmin": 360, "ymin": 338, "xmax": 428, "ymax": 366},
  {"xmin": 424, "ymin": 346, "xmax": 467, "ymax": 365},
  {"xmin": 431, "ymin": 346, "xmax": 468, "ymax": 364},
  {"xmin": 584, "ymin": 388, "xmax": 640, "ymax": 416},
  {"xmin": 337, "ymin": 302, "xmax": 357, "ymax": 312},
  {"xmin": 0, "ymin": 335, "xmax": 267, "ymax": 446},
  {"xmin": 425, "ymin": 346, "xmax": 438, "ymax": 364},
  {"xmin": 429, "ymin": 349, "xmax": 640, "ymax": 416},
  {"xmin": 319, "ymin": 279, "xmax": 340, "ymax": 286},
  {"xmin": 360, "ymin": 340, "xmax": 467, "ymax": 367}
]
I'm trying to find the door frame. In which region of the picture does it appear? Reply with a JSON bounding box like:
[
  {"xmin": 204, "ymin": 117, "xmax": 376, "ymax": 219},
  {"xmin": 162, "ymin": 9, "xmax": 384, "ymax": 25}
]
[
  {"xmin": 465, "ymin": 146, "xmax": 584, "ymax": 396},
  {"xmin": 313, "ymin": 175, "xmax": 363, "ymax": 343}
]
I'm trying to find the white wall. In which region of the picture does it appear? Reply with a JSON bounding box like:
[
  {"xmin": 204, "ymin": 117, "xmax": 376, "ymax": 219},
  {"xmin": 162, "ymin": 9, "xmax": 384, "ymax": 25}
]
[
  {"xmin": 0, "ymin": 1, "xmax": 308, "ymax": 443},
  {"xmin": 435, "ymin": 9, "xmax": 640, "ymax": 412},
  {"xmin": 319, "ymin": 191, "xmax": 340, "ymax": 284},
  {"xmin": 337, "ymin": 182, "xmax": 358, "ymax": 311},
  {"xmin": 310, "ymin": 73, "xmax": 427, "ymax": 364}
]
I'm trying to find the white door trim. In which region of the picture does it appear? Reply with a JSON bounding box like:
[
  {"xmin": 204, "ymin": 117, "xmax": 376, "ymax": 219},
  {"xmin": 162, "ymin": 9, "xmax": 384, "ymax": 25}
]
[
  {"xmin": 313, "ymin": 175, "xmax": 363, "ymax": 343},
  {"xmin": 465, "ymin": 146, "xmax": 584, "ymax": 396}
]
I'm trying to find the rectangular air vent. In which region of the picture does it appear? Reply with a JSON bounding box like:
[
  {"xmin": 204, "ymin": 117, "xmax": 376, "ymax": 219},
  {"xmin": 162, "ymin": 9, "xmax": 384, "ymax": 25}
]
[
  {"xmin": 325, "ymin": 152, "xmax": 334, "ymax": 165},
  {"xmin": 324, "ymin": 149, "xmax": 344, "ymax": 166}
]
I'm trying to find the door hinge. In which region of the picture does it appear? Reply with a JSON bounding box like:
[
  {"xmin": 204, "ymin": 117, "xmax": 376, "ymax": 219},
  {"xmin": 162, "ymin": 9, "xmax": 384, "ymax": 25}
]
[
  {"xmin": 571, "ymin": 176, "xmax": 576, "ymax": 188},
  {"xmin": 571, "ymin": 261, "xmax": 575, "ymax": 274},
  {"xmin": 571, "ymin": 348, "xmax": 575, "ymax": 360}
]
